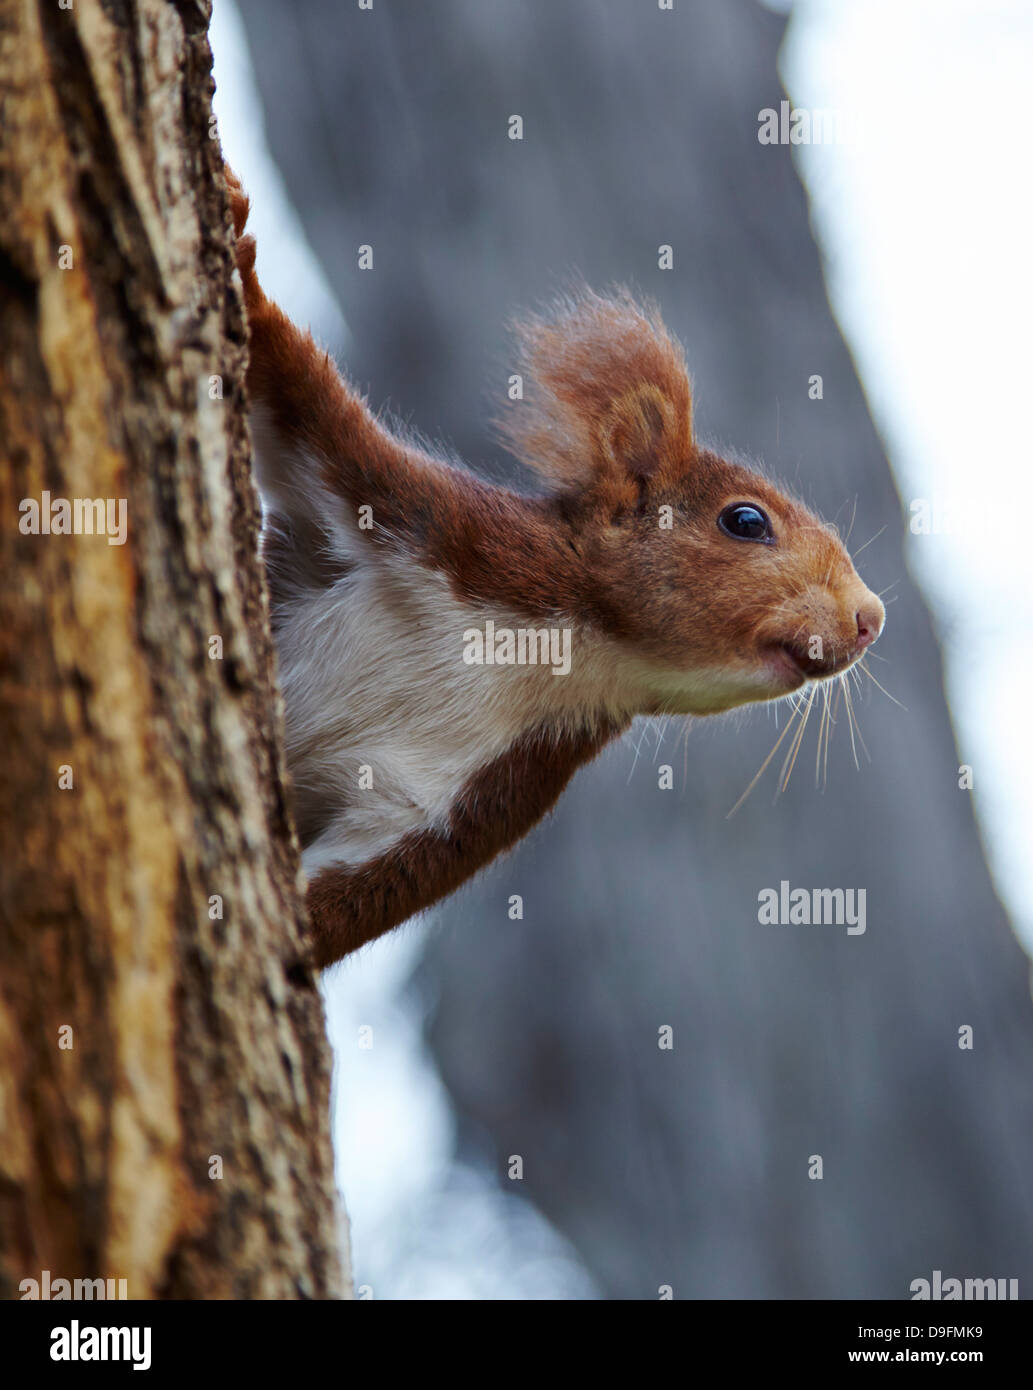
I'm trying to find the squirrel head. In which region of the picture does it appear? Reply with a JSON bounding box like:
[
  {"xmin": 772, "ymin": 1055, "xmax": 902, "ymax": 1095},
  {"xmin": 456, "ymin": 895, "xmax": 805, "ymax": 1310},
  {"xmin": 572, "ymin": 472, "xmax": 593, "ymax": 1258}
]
[{"xmin": 500, "ymin": 289, "xmax": 884, "ymax": 715}]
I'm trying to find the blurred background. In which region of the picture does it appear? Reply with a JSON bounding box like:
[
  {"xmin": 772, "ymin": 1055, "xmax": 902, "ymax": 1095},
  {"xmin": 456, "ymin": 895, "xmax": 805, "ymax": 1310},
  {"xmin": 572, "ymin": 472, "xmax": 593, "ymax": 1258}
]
[{"xmin": 212, "ymin": 0, "xmax": 1033, "ymax": 1298}]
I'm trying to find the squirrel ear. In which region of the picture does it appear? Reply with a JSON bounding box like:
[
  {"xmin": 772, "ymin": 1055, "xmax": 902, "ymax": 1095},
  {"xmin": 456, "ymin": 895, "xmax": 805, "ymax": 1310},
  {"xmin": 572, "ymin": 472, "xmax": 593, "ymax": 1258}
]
[
  {"xmin": 498, "ymin": 288, "xmax": 693, "ymax": 491},
  {"xmin": 598, "ymin": 384, "xmax": 682, "ymax": 483}
]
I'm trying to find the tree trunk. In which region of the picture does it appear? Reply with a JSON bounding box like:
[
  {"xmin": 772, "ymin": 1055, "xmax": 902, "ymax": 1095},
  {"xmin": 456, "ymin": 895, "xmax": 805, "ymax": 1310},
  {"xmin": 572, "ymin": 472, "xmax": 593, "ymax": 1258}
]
[{"xmin": 0, "ymin": 0, "xmax": 345, "ymax": 1299}]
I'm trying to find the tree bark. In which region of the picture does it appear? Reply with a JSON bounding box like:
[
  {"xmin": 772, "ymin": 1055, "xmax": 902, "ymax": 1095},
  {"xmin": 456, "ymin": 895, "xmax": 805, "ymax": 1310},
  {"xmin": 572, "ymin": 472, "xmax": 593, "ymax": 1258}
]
[{"xmin": 0, "ymin": 0, "xmax": 345, "ymax": 1299}]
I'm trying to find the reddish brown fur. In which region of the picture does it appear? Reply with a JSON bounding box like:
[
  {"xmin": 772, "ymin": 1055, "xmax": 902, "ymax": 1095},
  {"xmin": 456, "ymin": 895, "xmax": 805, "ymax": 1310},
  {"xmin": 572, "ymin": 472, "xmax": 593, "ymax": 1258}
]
[
  {"xmin": 305, "ymin": 717, "xmax": 626, "ymax": 967},
  {"xmin": 499, "ymin": 288, "xmax": 694, "ymax": 494},
  {"xmin": 228, "ymin": 173, "xmax": 583, "ymax": 619},
  {"xmin": 225, "ymin": 169, "xmax": 884, "ymax": 963}
]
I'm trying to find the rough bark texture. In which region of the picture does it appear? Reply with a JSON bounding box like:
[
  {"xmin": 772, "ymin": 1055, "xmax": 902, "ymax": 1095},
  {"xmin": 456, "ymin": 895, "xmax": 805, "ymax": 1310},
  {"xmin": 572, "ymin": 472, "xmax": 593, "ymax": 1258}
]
[{"xmin": 0, "ymin": 0, "xmax": 345, "ymax": 1298}]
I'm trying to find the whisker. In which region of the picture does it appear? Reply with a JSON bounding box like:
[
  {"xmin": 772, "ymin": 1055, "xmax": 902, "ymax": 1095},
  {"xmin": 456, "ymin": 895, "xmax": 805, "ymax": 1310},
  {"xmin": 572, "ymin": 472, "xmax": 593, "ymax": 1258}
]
[
  {"xmin": 815, "ymin": 681, "xmax": 831, "ymax": 787},
  {"xmin": 843, "ymin": 680, "xmax": 871, "ymax": 766},
  {"xmin": 728, "ymin": 599, "xmax": 897, "ymax": 813},
  {"xmin": 627, "ymin": 720, "xmax": 650, "ymax": 781},
  {"xmin": 778, "ymin": 684, "xmax": 816, "ymax": 794},
  {"xmin": 727, "ymin": 697, "xmax": 805, "ymax": 818},
  {"xmin": 851, "ymin": 523, "xmax": 888, "ymax": 560},
  {"xmin": 824, "ymin": 680, "xmax": 839, "ymax": 787},
  {"xmin": 842, "ymin": 681, "xmax": 861, "ymax": 770},
  {"xmin": 858, "ymin": 660, "xmax": 907, "ymax": 710},
  {"xmin": 844, "ymin": 495, "xmax": 859, "ymax": 547}
]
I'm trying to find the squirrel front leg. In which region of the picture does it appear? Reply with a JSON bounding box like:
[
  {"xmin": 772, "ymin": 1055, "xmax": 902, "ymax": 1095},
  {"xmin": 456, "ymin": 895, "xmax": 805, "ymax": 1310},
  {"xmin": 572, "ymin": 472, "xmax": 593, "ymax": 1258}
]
[
  {"xmin": 304, "ymin": 716, "xmax": 624, "ymax": 966},
  {"xmin": 227, "ymin": 171, "xmax": 535, "ymax": 604},
  {"xmin": 226, "ymin": 170, "xmax": 582, "ymax": 617},
  {"xmin": 227, "ymin": 170, "xmax": 424, "ymax": 576}
]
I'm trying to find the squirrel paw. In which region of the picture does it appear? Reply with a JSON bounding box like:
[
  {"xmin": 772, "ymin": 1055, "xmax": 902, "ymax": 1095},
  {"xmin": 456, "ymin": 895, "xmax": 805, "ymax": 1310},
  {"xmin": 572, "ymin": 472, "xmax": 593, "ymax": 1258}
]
[{"xmin": 224, "ymin": 164, "xmax": 261, "ymax": 305}]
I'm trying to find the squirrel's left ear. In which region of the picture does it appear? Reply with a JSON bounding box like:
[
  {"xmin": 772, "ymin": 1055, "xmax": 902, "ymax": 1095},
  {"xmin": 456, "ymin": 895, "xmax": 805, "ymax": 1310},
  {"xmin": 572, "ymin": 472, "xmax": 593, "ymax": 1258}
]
[
  {"xmin": 499, "ymin": 288, "xmax": 694, "ymax": 493},
  {"xmin": 597, "ymin": 383, "xmax": 687, "ymax": 484}
]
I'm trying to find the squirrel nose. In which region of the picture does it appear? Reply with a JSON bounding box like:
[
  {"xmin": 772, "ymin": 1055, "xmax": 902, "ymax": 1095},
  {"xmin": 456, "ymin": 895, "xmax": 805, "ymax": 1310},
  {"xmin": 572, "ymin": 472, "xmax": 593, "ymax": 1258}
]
[{"xmin": 855, "ymin": 597, "xmax": 884, "ymax": 650}]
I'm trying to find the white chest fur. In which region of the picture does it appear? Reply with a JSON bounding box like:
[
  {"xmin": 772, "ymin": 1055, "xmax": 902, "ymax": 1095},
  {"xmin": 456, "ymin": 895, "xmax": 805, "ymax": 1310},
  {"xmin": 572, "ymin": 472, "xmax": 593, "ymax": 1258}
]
[{"xmin": 271, "ymin": 545, "xmax": 637, "ymax": 879}]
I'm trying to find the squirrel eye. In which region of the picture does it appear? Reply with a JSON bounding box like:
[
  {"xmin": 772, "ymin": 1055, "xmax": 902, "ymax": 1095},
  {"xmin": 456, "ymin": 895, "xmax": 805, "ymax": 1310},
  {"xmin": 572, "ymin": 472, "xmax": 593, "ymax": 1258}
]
[{"xmin": 718, "ymin": 502, "xmax": 774, "ymax": 543}]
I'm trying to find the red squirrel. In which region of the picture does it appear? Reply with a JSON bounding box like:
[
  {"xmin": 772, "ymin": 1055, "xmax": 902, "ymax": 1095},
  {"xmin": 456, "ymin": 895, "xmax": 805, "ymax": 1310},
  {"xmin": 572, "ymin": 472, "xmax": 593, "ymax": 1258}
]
[{"xmin": 225, "ymin": 170, "xmax": 884, "ymax": 969}]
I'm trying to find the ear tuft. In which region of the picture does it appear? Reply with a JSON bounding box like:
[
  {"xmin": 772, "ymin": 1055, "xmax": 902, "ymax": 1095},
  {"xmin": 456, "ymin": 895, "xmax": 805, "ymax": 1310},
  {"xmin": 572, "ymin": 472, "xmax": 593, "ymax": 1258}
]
[{"xmin": 497, "ymin": 288, "xmax": 693, "ymax": 491}]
